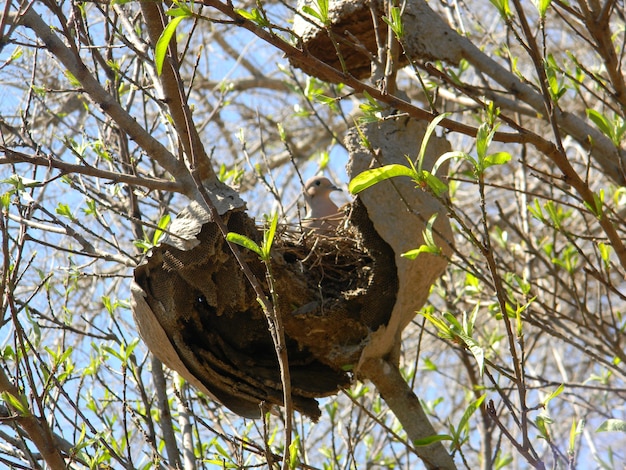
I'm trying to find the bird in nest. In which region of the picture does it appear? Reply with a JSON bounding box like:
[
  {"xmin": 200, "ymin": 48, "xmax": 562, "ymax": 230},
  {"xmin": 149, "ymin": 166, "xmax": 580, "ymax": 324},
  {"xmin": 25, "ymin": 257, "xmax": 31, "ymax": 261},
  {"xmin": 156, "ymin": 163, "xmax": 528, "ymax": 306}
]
[{"xmin": 302, "ymin": 175, "xmax": 344, "ymax": 232}]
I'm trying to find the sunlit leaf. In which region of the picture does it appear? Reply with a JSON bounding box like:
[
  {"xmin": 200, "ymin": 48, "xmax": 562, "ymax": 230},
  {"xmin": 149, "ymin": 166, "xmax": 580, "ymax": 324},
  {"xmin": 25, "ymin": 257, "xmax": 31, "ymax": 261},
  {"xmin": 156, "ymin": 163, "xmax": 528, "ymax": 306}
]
[
  {"xmin": 432, "ymin": 151, "xmax": 467, "ymax": 175},
  {"xmin": 569, "ymin": 418, "xmax": 584, "ymax": 455},
  {"xmin": 235, "ymin": 8, "xmax": 270, "ymax": 27},
  {"xmin": 536, "ymin": 0, "xmax": 552, "ymax": 17},
  {"xmin": 348, "ymin": 164, "xmax": 416, "ymax": 194},
  {"xmin": 153, "ymin": 214, "xmax": 171, "ymax": 246},
  {"xmin": 155, "ymin": 15, "xmax": 185, "ymax": 76},
  {"xmin": 586, "ymin": 109, "xmax": 613, "ymax": 139},
  {"xmin": 261, "ymin": 212, "xmax": 279, "ymax": 261},
  {"xmin": 422, "ymin": 171, "xmax": 448, "ymax": 196},
  {"xmin": 1, "ymin": 391, "xmax": 31, "ymax": 416},
  {"xmin": 543, "ymin": 383, "xmax": 564, "ymax": 407},
  {"xmin": 483, "ymin": 151, "xmax": 511, "ymax": 168},
  {"xmin": 226, "ymin": 232, "xmax": 263, "ymax": 258},
  {"xmin": 382, "ymin": 6, "xmax": 404, "ymax": 38},
  {"xmin": 417, "ymin": 113, "xmax": 451, "ymax": 171},
  {"xmin": 456, "ymin": 395, "xmax": 486, "ymax": 438},
  {"xmin": 413, "ymin": 434, "xmax": 453, "ymax": 446},
  {"xmin": 596, "ymin": 419, "xmax": 626, "ymax": 433},
  {"xmin": 489, "ymin": 0, "xmax": 511, "ymax": 17}
]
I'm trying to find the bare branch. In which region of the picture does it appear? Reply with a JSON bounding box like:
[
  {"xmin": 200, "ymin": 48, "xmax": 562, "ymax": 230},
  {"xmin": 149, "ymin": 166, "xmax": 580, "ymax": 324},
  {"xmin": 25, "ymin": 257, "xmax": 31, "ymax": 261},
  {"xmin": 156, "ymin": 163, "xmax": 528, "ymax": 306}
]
[{"xmin": 9, "ymin": 5, "xmax": 194, "ymax": 192}]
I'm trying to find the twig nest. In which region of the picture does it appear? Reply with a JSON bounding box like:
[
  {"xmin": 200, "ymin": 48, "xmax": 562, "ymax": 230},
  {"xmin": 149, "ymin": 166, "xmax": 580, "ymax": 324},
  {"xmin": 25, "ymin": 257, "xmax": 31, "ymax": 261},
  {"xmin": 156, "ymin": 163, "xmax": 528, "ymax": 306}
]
[
  {"xmin": 130, "ymin": 118, "xmax": 452, "ymax": 420},
  {"xmin": 292, "ymin": 0, "xmax": 407, "ymax": 81},
  {"xmin": 131, "ymin": 196, "xmax": 397, "ymax": 419}
]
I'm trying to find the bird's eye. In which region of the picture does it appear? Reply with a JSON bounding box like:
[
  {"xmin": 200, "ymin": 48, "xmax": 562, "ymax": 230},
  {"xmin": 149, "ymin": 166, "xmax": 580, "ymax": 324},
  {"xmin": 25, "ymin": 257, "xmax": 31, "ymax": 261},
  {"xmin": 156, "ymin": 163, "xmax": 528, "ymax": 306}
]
[{"xmin": 315, "ymin": 180, "xmax": 321, "ymax": 186}]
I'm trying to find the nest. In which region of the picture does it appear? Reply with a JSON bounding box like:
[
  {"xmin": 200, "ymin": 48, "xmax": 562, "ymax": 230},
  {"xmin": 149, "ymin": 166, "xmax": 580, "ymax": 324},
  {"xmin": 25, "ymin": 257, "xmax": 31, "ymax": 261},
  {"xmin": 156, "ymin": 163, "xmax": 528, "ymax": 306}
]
[
  {"xmin": 132, "ymin": 197, "xmax": 398, "ymax": 420},
  {"xmin": 291, "ymin": 0, "xmax": 409, "ymax": 82},
  {"xmin": 279, "ymin": 225, "xmax": 371, "ymax": 301}
]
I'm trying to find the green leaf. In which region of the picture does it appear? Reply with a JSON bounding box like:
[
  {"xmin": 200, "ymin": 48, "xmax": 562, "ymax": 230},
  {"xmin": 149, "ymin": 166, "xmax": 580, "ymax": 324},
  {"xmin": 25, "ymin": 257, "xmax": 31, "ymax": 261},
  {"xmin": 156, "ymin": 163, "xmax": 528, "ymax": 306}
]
[
  {"xmin": 382, "ymin": 6, "xmax": 404, "ymax": 38},
  {"xmin": 166, "ymin": 3, "xmax": 193, "ymax": 17},
  {"xmin": 261, "ymin": 212, "xmax": 279, "ymax": 261},
  {"xmin": 314, "ymin": 94, "xmax": 339, "ymax": 111},
  {"xmin": 586, "ymin": 108, "xmax": 618, "ymax": 144},
  {"xmin": 121, "ymin": 338, "xmax": 140, "ymax": 362},
  {"xmin": 439, "ymin": 308, "xmax": 485, "ymax": 375},
  {"xmin": 465, "ymin": 303, "xmax": 478, "ymax": 337},
  {"xmin": 432, "ymin": 151, "xmax": 467, "ymax": 175},
  {"xmin": 234, "ymin": 8, "xmax": 270, "ymax": 27},
  {"xmin": 213, "ymin": 441, "xmax": 233, "ymax": 461},
  {"xmin": 402, "ymin": 246, "xmax": 437, "ymax": 259},
  {"xmin": 583, "ymin": 190, "xmax": 604, "ymax": 218},
  {"xmin": 536, "ymin": 0, "xmax": 552, "ymax": 18},
  {"xmin": 56, "ymin": 203, "xmax": 75, "ymax": 220},
  {"xmin": 1, "ymin": 192, "xmax": 10, "ymax": 209},
  {"xmin": 528, "ymin": 198, "xmax": 544, "ymax": 222},
  {"xmin": 83, "ymin": 198, "xmax": 97, "ymax": 217},
  {"xmin": 358, "ymin": 90, "xmax": 387, "ymax": 121},
  {"xmin": 442, "ymin": 311, "xmax": 463, "ymax": 332},
  {"xmin": 2, "ymin": 391, "xmax": 31, "ymax": 416},
  {"xmin": 226, "ymin": 232, "xmax": 263, "ymax": 258},
  {"xmin": 421, "ymin": 311, "xmax": 454, "ymax": 341},
  {"xmin": 348, "ymin": 164, "xmax": 416, "ymax": 194},
  {"xmin": 276, "ymin": 122, "xmax": 286, "ymax": 141},
  {"xmin": 302, "ymin": 0, "xmax": 329, "ymax": 25},
  {"xmin": 421, "ymin": 171, "xmax": 448, "ymax": 196},
  {"xmin": 535, "ymin": 415, "xmax": 553, "ymax": 441},
  {"xmin": 552, "ymin": 244, "xmax": 579, "ymax": 274},
  {"xmin": 217, "ymin": 164, "xmax": 244, "ymax": 185},
  {"xmin": 483, "ymin": 151, "xmax": 511, "ymax": 168},
  {"xmin": 544, "ymin": 54, "xmax": 566, "ymax": 102},
  {"xmin": 422, "ymin": 356, "xmax": 438, "ymax": 371},
  {"xmin": 413, "ymin": 434, "xmax": 453, "ymax": 446},
  {"xmin": 466, "ymin": 339, "xmax": 485, "ymax": 375},
  {"xmin": 155, "ymin": 15, "xmax": 185, "ymax": 76},
  {"xmin": 289, "ymin": 434, "xmax": 300, "ymax": 469},
  {"xmin": 489, "ymin": 0, "xmax": 511, "ymax": 17},
  {"xmin": 596, "ymin": 419, "xmax": 626, "ymax": 433},
  {"xmin": 102, "ymin": 345, "xmax": 123, "ymax": 362},
  {"xmin": 9, "ymin": 46, "xmax": 23, "ymax": 62},
  {"xmin": 456, "ymin": 395, "xmax": 486, "ymax": 438},
  {"xmin": 569, "ymin": 418, "xmax": 584, "ymax": 455},
  {"xmin": 598, "ymin": 242, "xmax": 611, "ymax": 268},
  {"xmin": 153, "ymin": 214, "xmax": 171, "ymax": 246},
  {"xmin": 401, "ymin": 213, "xmax": 442, "ymax": 259},
  {"xmin": 318, "ymin": 150, "xmax": 330, "ymax": 169},
  {"xmin": 64, "ymin": 70, "xmax": 81, "ymax": 88},
  {"xmin": 494, "ymin": 450, "xmax": 514, "ymax": 469},
  {"xmin": 2, "ymin": 175, "xmax": 42, "ymax": 191},
  {"xmin": 587, "ymin": 109, "xmax": 613, "ymax": 139},
  {"xmin": 417, "ymin": 113, "xmax": 451, "ymax": 172},
  {"xmin": 459, "ymin": 324, "xmax": 484, "ymax": 376},
  {"xmin": 543, "ymin": 383, "xmax": 564, "ymax": 407},
  {"xmin": 473, "ymin": 122, "xmax": 508, "ymax": 175},
  {"xmin": 476, "ymin": 122, "xmax": 492, "ymax": 161},
  {"xmin": 46, "ymin": 345, "xmax": 74, "ymax": 367},
  {"xmin": 102, "ymin": 295, "xmax": 114, "ymax": 315}
]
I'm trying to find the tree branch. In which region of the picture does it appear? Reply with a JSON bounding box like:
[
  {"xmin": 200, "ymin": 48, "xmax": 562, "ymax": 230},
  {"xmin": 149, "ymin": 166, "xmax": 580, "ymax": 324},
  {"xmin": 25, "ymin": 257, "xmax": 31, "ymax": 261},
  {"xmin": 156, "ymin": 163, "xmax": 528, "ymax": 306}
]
[
  {"xmin": 200, "ymin": 0, "xmax": 626, "ymax": 186},
  {"xmin": 1, "ymin": 149, "xmax": 182, "ymax": 193},
  {"xmin": 359, "ymin": 357, "xmax": 457, "ymax": 470},
  {"xmin": 139, "ymin": 1, "xmax": 215, "ymax": 180},
  {"xmin": 10, "ymin": 6, "xmax": 195, "ymax": 192}
]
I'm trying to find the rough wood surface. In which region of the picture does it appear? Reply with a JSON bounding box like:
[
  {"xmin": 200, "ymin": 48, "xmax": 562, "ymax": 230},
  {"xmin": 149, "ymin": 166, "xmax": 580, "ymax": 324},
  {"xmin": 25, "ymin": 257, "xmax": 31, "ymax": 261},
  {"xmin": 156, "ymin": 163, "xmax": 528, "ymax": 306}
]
[
  {"xmin": 291, "ymin": 0, "xmax": 403, "ymax": 81},
  {"xmin": 346, "ymin": 117, "xmax": 453, "ymax": 365}
]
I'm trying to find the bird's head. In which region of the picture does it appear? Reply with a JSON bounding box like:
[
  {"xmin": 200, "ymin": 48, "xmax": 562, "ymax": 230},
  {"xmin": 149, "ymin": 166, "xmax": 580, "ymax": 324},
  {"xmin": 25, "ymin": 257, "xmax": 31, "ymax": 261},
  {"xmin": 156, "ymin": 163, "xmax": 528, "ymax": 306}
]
[{"xmin": 303, "ymin": 176, "xmax": 340, "ymax": 204}]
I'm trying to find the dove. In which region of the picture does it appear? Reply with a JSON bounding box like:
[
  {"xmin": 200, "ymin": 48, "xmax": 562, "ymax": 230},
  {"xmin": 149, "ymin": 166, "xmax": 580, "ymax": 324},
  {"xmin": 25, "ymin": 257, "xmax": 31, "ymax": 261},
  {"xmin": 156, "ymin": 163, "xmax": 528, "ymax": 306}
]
[{"xmin": 302, "ymin": 176, "xmax": 342, "ymax": 232}]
